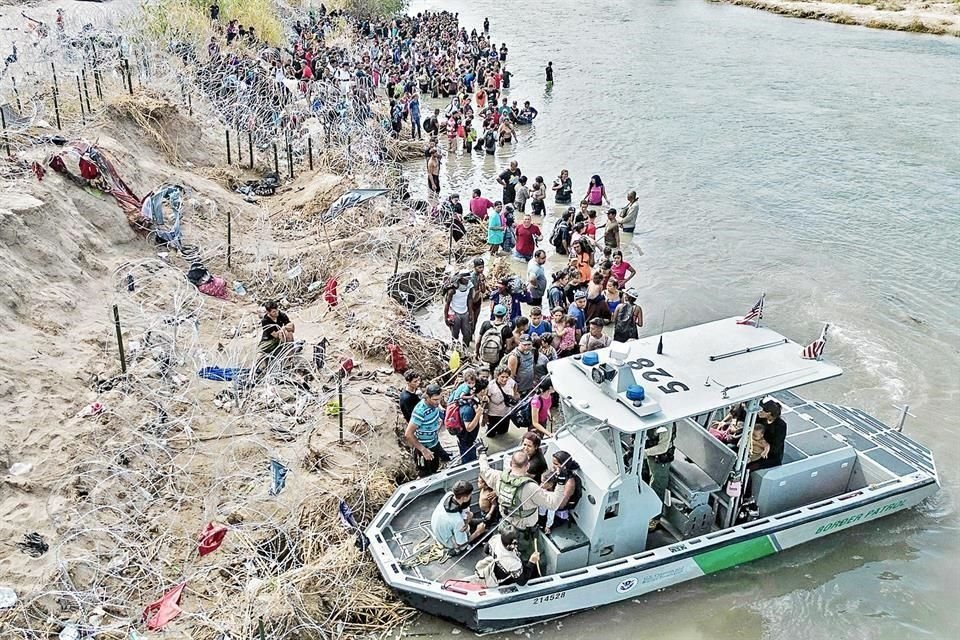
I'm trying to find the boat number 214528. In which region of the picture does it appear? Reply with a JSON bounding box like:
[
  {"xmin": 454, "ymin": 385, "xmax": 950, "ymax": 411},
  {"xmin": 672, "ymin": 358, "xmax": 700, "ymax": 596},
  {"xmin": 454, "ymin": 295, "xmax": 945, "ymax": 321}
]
[{"xmin": 532, "ymin": 591, "xmax": 566, "ymax": 605}]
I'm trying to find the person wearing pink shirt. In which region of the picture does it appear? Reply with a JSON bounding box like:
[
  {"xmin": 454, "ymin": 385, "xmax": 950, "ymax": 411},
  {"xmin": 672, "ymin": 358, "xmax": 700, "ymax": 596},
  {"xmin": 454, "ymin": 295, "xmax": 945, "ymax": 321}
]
[
  {"xmin": 609, "ymin": 251, "xmax": 636, "ymax": 286},
  {"xmin": 469, "ymin": 189, "xmax": 493, "ymax": 220}
]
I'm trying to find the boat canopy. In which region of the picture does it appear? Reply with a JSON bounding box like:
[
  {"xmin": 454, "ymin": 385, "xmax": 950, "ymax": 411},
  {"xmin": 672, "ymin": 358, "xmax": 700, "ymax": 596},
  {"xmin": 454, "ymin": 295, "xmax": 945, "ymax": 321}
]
[{"xmin": 547, "ymin": 317, "xmax": 842, "ymax": 434}]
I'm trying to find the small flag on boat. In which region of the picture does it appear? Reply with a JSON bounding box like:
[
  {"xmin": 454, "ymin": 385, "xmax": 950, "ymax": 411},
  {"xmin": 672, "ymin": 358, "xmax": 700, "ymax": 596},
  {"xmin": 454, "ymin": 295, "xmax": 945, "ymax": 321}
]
[
  {"xmin": 801, "ymin": 323, "xmax": 830, "ymax": 360},
  {"xmin": 737, "ymin": 294, "xmax": 765, "ymax": 326}
]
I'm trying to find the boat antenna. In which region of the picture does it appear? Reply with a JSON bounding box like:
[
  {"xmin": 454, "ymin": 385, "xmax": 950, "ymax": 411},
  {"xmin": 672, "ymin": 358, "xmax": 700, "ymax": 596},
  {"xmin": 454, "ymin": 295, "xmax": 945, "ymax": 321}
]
[{"xmin": 656, "ymin": 310, "xmax": 666, "ymax": 355}]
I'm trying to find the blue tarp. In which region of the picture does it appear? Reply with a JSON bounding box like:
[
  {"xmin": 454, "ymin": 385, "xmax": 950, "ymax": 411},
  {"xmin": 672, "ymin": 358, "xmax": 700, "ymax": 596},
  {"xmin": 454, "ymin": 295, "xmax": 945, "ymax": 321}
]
[{"xmin": 197, "ymin": 367, "xmax": 249, "ymax": 382}]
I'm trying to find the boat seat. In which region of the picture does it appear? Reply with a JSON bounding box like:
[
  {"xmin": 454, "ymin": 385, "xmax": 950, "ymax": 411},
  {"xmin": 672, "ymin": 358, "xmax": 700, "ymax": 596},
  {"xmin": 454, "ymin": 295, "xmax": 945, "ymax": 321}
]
[
  {"xmin": 539, "ymin": 519, "xmax": 590, "ymax": 575},
  {"xmin": 752, "ymin": 443, "xmax": 856, "ymax": 516}
]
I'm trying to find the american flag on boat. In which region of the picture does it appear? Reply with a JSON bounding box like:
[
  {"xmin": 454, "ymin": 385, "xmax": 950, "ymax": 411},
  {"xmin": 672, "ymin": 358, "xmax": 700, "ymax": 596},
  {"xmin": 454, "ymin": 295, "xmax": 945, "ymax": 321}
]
[
  {"xmin": 736, "ymin": 294, "xmax": 765, "ymax": 326},
  {"xmin": 801, "ymin": 323, "xmax": 830, "ymax": 360}
]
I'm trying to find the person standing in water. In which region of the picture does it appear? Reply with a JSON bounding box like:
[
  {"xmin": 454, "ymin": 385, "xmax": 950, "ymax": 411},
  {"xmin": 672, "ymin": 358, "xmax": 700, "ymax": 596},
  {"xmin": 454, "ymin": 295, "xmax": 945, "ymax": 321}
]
[
  {"xmin": 545, "ymin": 61, "xmax": 554, "ymax": 85},
  {"xmin": 484, "ymin": 17, "xmax": 490, "ymax": 32}
]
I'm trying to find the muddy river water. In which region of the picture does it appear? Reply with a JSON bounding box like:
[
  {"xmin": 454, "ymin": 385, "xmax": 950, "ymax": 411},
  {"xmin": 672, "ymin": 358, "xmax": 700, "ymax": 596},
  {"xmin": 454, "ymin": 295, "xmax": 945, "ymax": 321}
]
[{"xmin": 405, "ymin": 1, "xmax": 959, "ymax": 638}]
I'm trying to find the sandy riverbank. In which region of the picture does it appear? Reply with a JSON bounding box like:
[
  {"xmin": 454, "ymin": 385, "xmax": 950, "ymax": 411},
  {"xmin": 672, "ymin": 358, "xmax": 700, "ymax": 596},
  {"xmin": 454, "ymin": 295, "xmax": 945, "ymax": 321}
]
[
  {"xmin": 710, "ymin": 0, "xmax": 960, "ymax": 36},
  {"xmin": 0, "ymin": 1, "xmax": 499, "ymax": 637}
]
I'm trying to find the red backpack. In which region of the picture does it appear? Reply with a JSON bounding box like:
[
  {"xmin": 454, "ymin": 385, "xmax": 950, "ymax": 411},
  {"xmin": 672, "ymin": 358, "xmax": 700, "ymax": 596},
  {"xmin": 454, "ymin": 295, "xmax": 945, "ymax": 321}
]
[{"xmin": 444, "ymin": 400, "xmax": 465, "ymax": 435}]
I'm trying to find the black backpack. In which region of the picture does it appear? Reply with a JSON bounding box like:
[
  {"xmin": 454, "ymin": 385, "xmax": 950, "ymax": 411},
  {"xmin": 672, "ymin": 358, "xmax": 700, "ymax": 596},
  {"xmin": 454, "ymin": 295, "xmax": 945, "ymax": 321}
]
[{"xmin": 550, "ymin": 222, "xmax": 568, "ymax": 252}]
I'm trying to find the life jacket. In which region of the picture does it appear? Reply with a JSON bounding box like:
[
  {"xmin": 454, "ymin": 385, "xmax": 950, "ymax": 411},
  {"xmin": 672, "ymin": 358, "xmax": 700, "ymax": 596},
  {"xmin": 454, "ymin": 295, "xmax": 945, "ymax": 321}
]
[
  {"xmin": 498, "ymin": 470, "xmax": 536, "ymax": 521},
  {"xmin": 555, "ymin": 469, "xmax": 583, "ymax": 510}
]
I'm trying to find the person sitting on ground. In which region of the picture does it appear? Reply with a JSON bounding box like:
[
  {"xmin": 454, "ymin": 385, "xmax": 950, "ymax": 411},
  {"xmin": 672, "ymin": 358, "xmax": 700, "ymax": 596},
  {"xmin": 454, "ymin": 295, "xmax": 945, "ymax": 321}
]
[
  {"xmin": 405, "ymin": 383, "xmax": 452, "ymax": 478},
  {"xmin": 258, "ymin": 300, "xmax": 296, "ymax": 355},
  {"xmin": 580, "ymin": 317, "xmax": 612, "ymax": 354},
  {"xmin": 430, "ymin": 480, "xmax": 486, "ymax": 554},
  {"xmin": 474, "ymin": 525, "xmax": 542, "ymax": 587},
  {"xmin": 399, "ymin": 370, "xmax": 421, "ymax": 423},
  {"xmin": 477, "ymin": 447, "xmax": 564, "ymax": 559}
]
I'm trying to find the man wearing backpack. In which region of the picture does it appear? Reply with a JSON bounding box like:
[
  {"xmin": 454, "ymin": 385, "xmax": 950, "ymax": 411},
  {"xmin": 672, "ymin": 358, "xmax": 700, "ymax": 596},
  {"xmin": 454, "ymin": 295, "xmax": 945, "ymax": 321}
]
[
  {"xmin": 550, "ymin": 209, "xmax": 573, "ymax": 256},
  {"xmin": 476, "ymin": 304, "xmax": 513, "ymax": 375},
  {"xmin": 477, "ymin": 448, "xmax": 565, "ymax": 560},
  {"xmin": 505, "ymin": 335, "xmax": 537, "ymax": 397}
]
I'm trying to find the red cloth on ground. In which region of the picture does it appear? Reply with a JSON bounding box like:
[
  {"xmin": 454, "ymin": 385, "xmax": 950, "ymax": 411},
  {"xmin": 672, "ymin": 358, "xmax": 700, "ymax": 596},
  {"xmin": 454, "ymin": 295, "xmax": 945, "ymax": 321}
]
[
  {"xmin": 143, "ymin": 582, "xmax": 187, "ymax": 630},
  {"xmin": 386, "ymin": 344, "xmax": 407, "ymax": 373},
  {"xmin": 197, "ymin": 522, "xmax": 228, "ymax": 556},
  {"xmin": 324, "ymin": 278, "xmax": 339, "ymax": 307},
  {"xmin": 198, "ymin": 276, "xmax": 228, "ymax": 299}
]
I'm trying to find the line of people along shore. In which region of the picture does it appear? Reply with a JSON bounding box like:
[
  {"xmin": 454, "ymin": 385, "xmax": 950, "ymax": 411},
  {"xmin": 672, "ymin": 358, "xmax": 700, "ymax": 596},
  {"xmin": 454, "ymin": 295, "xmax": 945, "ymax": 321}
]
[{"xmin": 380, "ymin": 10, "xmax": 654, "ymax": 586}]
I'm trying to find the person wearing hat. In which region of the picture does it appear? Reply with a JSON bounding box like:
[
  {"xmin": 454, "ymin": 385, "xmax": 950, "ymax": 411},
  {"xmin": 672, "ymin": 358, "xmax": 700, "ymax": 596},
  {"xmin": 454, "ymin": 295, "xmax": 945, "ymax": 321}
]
[
  {"xmin": 476, "ymin": 304, "xmax": 514, "ymax": 373},
  {"xmin": 567, "ymin": 290, "xmax": 588, "ymax": 336},
  {"xmin": 613, "ymin": 288, "xmax": 644, "ymax": 342},
  {"xmin": 405, "ymin": 383, "xmax": 453, "ymax": 478},
  {"xmin": 444, "ymin": 270, "xmax": 474, "ymax": 347},
  {"xmin": 579, "ymin": 317, "xmax": 611, "ymax": 354}
]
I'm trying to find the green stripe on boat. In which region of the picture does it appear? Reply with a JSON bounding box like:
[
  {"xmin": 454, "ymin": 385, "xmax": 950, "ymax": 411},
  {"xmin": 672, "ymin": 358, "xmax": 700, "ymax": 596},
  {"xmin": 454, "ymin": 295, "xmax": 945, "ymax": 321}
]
[{"xmin": 694, "ymin": 536, "xmax": 777, "ymax": 574}]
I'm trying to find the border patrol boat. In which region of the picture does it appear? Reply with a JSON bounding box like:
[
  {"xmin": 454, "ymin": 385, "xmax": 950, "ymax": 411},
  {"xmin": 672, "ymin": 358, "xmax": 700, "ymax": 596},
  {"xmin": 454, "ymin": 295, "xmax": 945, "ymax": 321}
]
[{"xmin": 365, "ymin": 318, "xmax": 939, "ymax": 633}]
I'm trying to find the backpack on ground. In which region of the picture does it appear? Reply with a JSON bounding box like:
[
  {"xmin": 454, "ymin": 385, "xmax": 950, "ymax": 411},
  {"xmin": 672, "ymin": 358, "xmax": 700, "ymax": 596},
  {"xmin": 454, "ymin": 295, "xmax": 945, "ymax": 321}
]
[
  {"xmin": 444, "ymin": 399, "xmax": 466, "ymax": 435},
  {"xmin": 479, "ymin": 326, "xmax": 503, "ymax": 364}
]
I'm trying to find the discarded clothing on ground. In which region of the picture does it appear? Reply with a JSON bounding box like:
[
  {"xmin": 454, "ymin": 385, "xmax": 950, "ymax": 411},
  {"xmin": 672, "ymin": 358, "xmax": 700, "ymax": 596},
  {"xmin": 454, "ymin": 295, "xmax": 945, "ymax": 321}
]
[
  {"xmin": 186, "ymin": 262, "xmax": 228, "ymax": 299},
  {"xmin": 269, "ymin": 459, "xmax": 288, "ymax": 496},
  {"xmin": 236, "ymin": 172, "xmax": 281, "ymax": 197},
  {"xmin": 197, "ymin": 522, "xmax": 228, "ymax": 556},
  {"xmin": 142, "ymin": 581, "xmax": 186, "ymax": 631},
  {"xmin": 140, "ymin": 184, "xmax": 185, "ymax": 248},
  {"xmin": 46, "ymin": 141, "xmax": 147, "ymax": 234},
  {"xmin": 322, "ymin": 188, "xmax": 390, "ymax": 223},
  {"xmin": 197, "ymin": 367, "xmax": 249, "ymax": 382},
  {"xmin": 16, "ymin": 532, "xmax": 48, "ymax": 558}
]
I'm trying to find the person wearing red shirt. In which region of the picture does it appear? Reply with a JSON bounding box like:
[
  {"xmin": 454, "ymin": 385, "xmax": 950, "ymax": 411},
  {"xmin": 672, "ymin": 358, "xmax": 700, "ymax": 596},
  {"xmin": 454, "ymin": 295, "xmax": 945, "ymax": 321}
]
[
  {"xmin": 513, "ymin": 214, "xmax": 541, "ymax": 261},
  {"xmin": 585, "ymin": 210, "xmax": 598, "ymax": 239},
  {"xmin": 469, "ymin": 189, "xmax": 494, "ymax": 220}
]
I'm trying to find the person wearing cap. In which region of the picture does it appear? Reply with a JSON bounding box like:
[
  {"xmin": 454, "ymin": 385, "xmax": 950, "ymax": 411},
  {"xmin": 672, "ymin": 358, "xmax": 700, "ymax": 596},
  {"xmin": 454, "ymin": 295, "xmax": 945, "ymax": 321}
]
[
  {"xmin": 749, "ymin": 400, "xmax": 787, "ymax": 471},
  {"xmin": 579, "ymin": 317, "xmax": 612, "ymax": 353},
  {"xmin": 476, "ymin": 304, "xmax": 513, "ymax": 373},
  {"xmin": 486, "ymin": 201, "xmax": 505, "ymax": 255},
  {"xmin": 644, "ymin": 421, "xmax": 676, "ymax": 531},
  {"xmin": 505, "ymin": 334, "xmax": 538, "ymax": 397},
  {"xmin": 567, "ymin": 290, "xmax": 588, "ymax": 337},
  {"xmin": 613, "ymin": 288, "xmax": 644, "ymax": 342},
  {"xmin": 444, "ymin": 271, "xmax": 474, "ymax": 347},
  {"xmin": 405, "ymin": 383, "xmax": 452, "ymax": 478},
  {"xmin": 430, "ymin": 480, "xmax": 486, "ymax": 553}
]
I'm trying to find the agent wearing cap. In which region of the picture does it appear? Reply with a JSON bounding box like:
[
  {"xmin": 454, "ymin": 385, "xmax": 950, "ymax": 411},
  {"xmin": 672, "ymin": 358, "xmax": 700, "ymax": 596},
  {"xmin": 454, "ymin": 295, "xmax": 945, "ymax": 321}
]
[
  {"xmin": 405, "ymin": 383, "xmax": 453, "ymax": 478},
  {"xmin": 579, "ymin": 317, "xmax": 611, "ymax": 354}
]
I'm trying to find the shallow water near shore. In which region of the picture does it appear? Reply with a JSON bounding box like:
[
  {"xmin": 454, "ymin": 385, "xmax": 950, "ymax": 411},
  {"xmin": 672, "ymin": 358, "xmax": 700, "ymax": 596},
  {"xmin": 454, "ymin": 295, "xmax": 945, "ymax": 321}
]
[{"xmin": 404, "ymin": 0, "xmax": 959, "ymax": 638}]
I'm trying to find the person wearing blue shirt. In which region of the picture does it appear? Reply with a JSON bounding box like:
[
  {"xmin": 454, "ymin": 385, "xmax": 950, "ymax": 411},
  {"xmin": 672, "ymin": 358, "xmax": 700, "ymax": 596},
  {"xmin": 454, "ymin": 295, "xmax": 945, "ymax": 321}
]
[
  {"xmin": 567, "ymin": 290, "xmax": 588, "ymax": 334},
  {"xmin": 430, "ymin": 481, "xmax": 486, "ymax": 552},
  {"xmin": 454, "ymin": 379, "xmax": 488, "ymax": 464},
  {"xmin": 526, "ymin": 307, "xmax": 552, "ymax": 337},
  {"xmin": 405, "ymin": 384, "xmax": 451, "ymax": 477},
  {"xmin": 490, "ymin": 278, "xmax": 529, "ymax": 322}
]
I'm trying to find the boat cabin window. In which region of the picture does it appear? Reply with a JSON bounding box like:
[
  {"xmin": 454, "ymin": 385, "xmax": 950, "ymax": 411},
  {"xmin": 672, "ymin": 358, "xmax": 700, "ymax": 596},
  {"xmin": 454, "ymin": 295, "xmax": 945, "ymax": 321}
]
[{"xmin": 566, "ymin": 418, "xmax": 621, "ymax": 473}]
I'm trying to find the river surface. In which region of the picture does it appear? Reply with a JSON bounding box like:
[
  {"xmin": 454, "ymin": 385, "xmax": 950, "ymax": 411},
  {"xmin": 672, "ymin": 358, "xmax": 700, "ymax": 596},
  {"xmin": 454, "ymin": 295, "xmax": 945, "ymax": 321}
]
[{"xmin": 404, "ymin": 1, "xmax": 960, "ymax": 639}]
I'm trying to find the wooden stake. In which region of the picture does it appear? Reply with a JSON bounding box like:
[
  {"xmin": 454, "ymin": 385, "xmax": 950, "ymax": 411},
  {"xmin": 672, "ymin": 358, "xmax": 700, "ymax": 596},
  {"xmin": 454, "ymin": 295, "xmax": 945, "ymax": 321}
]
[
  {"xmin": 52, "ymin": 85, "xmax": 62, "ymax": 130},
  {"xmin": 113, "ymin": 304, "xmax": 127, "ymax": 375},
  {"xmin": 247, "ymin": 130, "xmax": 253, "ymax": 169},
  {"xmin": 81, "ymin": 67, "xmax": 92, "ymax": 113},
  {"xmin": 272, "ymin": 142, "xmax": 279, "ymax": 175},
  {"xmin": 338, "ymin": 378, "xmax": 344, "ymax": 444},
  {"xmin": 227, "ymin": 209, "xmax": 232, "ymax": 268},
  {"xmin": 76, "ymin": 75, "xmax": 85, "ymax": 122},
  {"xmin": 307, "ymin": 136, "xmax": 313, "ymax": 170},
  {"xmin": 1, "ymin": 109, "xmax": 10, "ymax": 157},
  {"xmin": 11, "ymin": 76, "xmax": 22, "ymax": 112},
  {"xmin": 392, "ymin": 242, "xmax": 401, "ymax": 277},
  {"xmin": 225, "ymin": 130, "xmax": 232, "ymax": 165}
]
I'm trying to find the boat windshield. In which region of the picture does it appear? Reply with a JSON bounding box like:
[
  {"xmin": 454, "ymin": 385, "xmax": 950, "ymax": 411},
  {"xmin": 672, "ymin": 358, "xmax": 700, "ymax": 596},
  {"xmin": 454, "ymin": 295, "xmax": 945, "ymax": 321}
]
[{"xmin": 564, "ymin": 411, "xmax": 621, "ymax": 472}]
